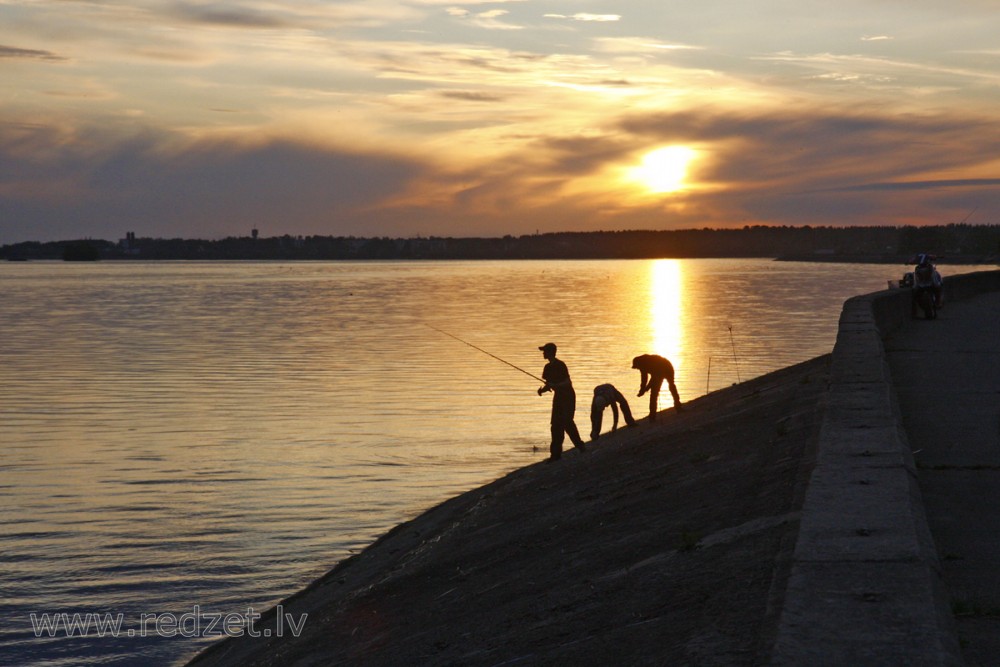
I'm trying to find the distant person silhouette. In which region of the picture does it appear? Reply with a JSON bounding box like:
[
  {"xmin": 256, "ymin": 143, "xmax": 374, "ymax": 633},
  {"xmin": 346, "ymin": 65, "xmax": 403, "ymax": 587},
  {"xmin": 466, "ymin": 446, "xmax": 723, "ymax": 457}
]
[
  {"xmin": 590, "ymin": 383, "xmax": 636, "ymax": 440},
  {"xmin": 537, "ymin": 343, "xmax": 586, "ymax": 461},
  {"xmin": 911, "ymin": 252, "xmax": 943, "ymax": 311},
  {"xmin": 632, "ymin": 354, "xmax": 682, "ymax": 420}
]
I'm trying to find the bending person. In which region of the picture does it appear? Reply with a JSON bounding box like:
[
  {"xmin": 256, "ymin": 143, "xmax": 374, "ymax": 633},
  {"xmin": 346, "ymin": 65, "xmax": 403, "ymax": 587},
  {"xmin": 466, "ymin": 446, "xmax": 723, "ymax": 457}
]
[
  {"xmin": 632, "ymin": 354, "xmax": 682, "ymax": 420},
  {"xmin": 590, "ymin": 383, "xmax": 635, "ymax": 439}
]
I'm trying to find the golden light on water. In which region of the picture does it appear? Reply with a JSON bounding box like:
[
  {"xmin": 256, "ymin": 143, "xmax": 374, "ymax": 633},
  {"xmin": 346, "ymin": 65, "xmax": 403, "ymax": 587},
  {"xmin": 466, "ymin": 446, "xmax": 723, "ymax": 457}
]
[
  {"xmin": 649, "ymin": 259, "xmax": 685, "ymax": 372},
  {"xmin": 628, "ymin": 146, "xmax": 698, "ymax": 194}
]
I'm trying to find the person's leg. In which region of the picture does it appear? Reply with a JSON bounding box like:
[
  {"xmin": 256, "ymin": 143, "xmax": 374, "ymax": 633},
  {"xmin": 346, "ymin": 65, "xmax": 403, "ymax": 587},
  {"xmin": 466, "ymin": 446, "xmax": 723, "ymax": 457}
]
[
  {"xmin": 649, "ymin": 377, "xmax": 662, "ymax": 420},
  {"xmin": 551, "ymin": 394, "xmax": 577, "ymax": 458},
  {"xmin": 590, "ymin": 404, "xmax": 603, "ymax": 440},
  {"xmin": 669, "ymin": 382, "xmax": 682, "ymax": 409},
  {"xmin": 614, "ymin": 389, "xmax": 636, "ymax": 425},
  {"xmin": 563, "ymin": 392, "xmax": 585, "ymax": 449},
  {"xmin": 566, "ymin": 419, "xmax": 586, "ymax": 449},
  {"xmin": 550, "ymin": 421, "xmax": 564, "ymax": 460},
  {"xmin": 666, "ymin": 372, "xmax": 682, "ymax": 409}
]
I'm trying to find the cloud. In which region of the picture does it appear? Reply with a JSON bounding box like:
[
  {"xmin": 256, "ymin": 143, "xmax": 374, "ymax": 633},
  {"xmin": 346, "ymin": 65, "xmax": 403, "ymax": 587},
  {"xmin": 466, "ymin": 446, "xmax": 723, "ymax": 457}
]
[
  {"xmin": 4, "ymin": 0, "xmax": 1000, "ymax": 241},
  {"xmin": 620, "ymin": 108, "xmax": 999, "ymax": 184},
  {"xmin": 817, "ymin": 178, "xmax": 1000, "ymax": 192},
  {"xmin": 754, "ymin": 51, "xmax": 1000, "ymax": 88},
  {"xmin": 417, "ymin": 0, "xmax": 526, "ymax": 4},
  {"xmin": 609, "ymin": 107, "xmax": 1000, "ymax": 226},
  {"xmin": 157, "ymin": 1, "xmax": 422, "ymax": 30},
  {"xmin": 166, "ymin": 2, "xmax": 291, "ymax": 28},
  {"xmin": 0, "ymin": 124, "xmax": 423, "ymax": 242},
  {"xmin": 544, "ymin": 13, "xmax": 621, "ymax": 22},
  {"xmin": 6, "ymin": 100, "xmax": 1000, "ymax": 244},
  {"xmin": 358, "ymin": 103, "xmax": 1000, "ymax": 234},
  {"xmin": 450, "ymin": 8, "xmax": 523, "ymax": 30},
  {"xmin": 592, "ymin": 37, "xmax": 704, "ymax": 54},
  {"xmin": 0, "ymin": 44, "xmax": 67, "ymax": 61},
  {"xmin": 437, "ymin": 90, "xmax": 506, "ymax": 102}
]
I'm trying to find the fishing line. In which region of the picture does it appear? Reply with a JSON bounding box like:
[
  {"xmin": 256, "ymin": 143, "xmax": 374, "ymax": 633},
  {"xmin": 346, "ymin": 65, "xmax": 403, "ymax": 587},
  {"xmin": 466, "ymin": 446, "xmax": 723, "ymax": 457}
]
[
  {"xmin": 728, "ymin": 325, "xmax": 742, "ymax": 383},
  {"xmin": 425, "ymin": 324, "xmax": 545, "ymax": 384}
]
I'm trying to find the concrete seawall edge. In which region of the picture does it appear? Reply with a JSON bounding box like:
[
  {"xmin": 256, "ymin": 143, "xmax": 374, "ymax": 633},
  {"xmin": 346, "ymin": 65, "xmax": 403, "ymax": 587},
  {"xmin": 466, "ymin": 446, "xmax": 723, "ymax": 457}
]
[{"xmin": 771, "ymin": 270, "xmax": 1000, "ymax": 666}]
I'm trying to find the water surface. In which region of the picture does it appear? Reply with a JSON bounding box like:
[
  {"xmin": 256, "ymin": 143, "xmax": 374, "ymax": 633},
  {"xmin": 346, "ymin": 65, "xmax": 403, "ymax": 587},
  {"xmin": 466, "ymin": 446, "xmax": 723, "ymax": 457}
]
[{"xmin": 1, "ymin": 258, "xmax": 992, "ymax": 665}]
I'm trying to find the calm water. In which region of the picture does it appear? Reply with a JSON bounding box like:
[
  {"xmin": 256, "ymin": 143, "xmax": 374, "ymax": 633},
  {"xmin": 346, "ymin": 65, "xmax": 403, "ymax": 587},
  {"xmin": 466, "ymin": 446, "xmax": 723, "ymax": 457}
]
[{"xmin": 1, "ymin": 258, "xmax": 993, "ymax": 666}]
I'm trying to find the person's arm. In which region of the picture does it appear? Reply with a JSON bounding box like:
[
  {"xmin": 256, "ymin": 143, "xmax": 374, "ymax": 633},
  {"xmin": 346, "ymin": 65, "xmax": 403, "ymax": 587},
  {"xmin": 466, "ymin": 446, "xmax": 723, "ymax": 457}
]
[
  {"xmin": 538, "ymin": 364, "xmax": 551, "ymax": 395},
  {"xmin": 610, "ymin": 401, "xmax": 619, "ymax": 430},
  {"xmin": 637, "ymin": 370, "xmax": 649, "ymax": 396}
]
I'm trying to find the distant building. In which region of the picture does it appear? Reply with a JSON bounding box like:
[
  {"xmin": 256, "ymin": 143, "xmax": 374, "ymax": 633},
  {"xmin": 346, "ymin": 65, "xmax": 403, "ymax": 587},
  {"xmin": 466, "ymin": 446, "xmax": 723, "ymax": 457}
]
[
  {"xmin": 119, "ymin": 231, "xmax": 140, "ymax": 256},
  {"xmin": 252, "ymin": 228, "xmax": 259, "ymax": 240}
]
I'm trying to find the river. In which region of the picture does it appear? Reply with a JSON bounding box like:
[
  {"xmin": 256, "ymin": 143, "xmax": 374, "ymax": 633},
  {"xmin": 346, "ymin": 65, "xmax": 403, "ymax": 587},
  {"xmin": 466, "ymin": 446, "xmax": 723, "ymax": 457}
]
[{"xmin": 1, "ymin": 258, "xmax": 992, "ymax": 665}]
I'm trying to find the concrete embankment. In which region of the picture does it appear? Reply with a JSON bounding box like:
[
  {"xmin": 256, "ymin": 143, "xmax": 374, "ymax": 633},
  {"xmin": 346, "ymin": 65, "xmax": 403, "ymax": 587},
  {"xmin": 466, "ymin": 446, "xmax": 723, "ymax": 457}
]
[
  {"xmin": 190, "ymin": 355, "xmax": 832, "ymax": 666},
  {"xmin": 772, "ymin": 269, "xmax": 1000, "ymax": 666}
]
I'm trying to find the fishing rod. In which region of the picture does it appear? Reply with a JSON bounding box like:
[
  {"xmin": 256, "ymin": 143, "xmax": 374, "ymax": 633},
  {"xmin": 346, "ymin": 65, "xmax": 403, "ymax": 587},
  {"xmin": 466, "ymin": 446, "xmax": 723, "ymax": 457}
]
[
  {"xmin": 425, "ymin": 324, "xmax": 545, "ymax": 383},
  {"xmin": 957, "ymin": 206, "xmax": 979, "ymax": 225}
]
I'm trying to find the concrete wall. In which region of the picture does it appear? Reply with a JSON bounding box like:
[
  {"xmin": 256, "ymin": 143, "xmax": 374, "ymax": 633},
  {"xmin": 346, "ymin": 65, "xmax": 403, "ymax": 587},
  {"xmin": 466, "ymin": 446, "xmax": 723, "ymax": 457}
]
[{"xmin": 772, "ymin": 270, "xmax": 1000, "ymax": 666}]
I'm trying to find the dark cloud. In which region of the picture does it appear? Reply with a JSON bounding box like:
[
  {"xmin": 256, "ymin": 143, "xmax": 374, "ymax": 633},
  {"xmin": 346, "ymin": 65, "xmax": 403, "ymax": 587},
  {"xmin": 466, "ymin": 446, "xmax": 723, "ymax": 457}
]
[
  {"xmin": 0, "ymin": 44, "xmax": 66, "ymax": 61},
  {"xmin": 819, "ymin": 178, "xmax": 1000, "ymax": 192},
  {"xmin": 534, "ymin": 135, "xmax": 627, "ymax": 176},
  {"xmin": 438, "ymin": 91, "xmax": 506, "ymax": 102},
  {"xmin": 408, "ymin": 106, "xmax": 1000, "ymax": 234},
  {"xmin": 166, "ymin": 2, "xmax": 290, "ymax": 28},
  {"xmin": 5, "ymin": 105, "xmax": 1000, "ymax": 244},
  {"xmin": 620, "ymin": 108, "xmax": 1000, "ymax": 193},
  {"xmin": 0, "ymin": 125, "xmax": 422, "ymax": 242}
]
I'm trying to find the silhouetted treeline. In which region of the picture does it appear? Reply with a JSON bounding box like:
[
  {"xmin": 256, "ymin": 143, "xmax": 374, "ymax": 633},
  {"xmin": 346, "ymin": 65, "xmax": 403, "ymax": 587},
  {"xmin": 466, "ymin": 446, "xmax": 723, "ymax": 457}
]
[{"xmin": 4, "ymin": 224, "xmax": 1000, "ymax": 262}]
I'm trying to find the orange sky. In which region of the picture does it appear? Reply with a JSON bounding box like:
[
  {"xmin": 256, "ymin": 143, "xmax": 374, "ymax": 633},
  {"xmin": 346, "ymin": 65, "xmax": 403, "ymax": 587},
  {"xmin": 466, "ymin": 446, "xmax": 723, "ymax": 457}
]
[{"xmin": 3, "ymin": 0, "xmax": 1000, "ymax": 242}]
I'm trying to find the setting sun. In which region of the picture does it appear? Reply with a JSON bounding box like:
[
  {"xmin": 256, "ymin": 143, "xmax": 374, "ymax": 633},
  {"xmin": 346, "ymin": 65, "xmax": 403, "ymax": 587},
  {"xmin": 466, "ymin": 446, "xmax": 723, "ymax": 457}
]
[{"xmin": 629, "ymin": 146, "xmax": 698, "ymax": 194}]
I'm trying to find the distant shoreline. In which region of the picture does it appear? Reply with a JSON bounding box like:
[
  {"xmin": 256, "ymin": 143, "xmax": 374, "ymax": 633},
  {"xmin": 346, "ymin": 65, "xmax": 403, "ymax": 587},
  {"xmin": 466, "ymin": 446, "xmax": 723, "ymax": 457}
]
[
  {"xmin": 774, "ymin": 253, "xmax": 998, "ymax": 265},
  {"xmin": 4, "ymin": 225, "xmax": 999, "ymax": 263},
  {"xmin": 7, "ymin": 254, "xmax": 998, "ymax": 265}
]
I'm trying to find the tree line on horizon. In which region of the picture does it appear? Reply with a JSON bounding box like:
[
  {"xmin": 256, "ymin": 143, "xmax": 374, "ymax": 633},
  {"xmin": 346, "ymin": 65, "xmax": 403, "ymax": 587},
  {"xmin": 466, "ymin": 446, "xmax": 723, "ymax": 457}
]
[{"xmin": 3, "ymin": 224, "xmax": 1000, "ymax": 262}]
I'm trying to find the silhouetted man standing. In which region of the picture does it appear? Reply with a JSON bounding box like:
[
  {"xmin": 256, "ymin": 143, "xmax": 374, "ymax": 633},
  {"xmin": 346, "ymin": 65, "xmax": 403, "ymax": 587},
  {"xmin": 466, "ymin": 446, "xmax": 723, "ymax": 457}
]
[
  {"xmin": 538, "ymin": 343, "xmax": 586, "ymax": 461},
  {"xmin": 632, "ymin": 354, "xmax": 682, "ymax": 420}
]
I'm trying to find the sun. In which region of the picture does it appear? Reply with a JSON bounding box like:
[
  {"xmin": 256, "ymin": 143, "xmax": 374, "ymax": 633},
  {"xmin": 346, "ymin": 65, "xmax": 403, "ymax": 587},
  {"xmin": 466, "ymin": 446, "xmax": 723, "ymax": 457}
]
[{"xmin": 629, "ymin": 146, "xmax": 698, "ymax": 194}]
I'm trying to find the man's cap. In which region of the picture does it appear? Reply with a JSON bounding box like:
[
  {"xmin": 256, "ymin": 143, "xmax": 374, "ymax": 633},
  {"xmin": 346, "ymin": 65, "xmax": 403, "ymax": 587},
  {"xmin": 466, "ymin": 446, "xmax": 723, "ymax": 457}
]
[{"xmin": 539, "ymin": 342, "xmax": 557, "ymax": 353}]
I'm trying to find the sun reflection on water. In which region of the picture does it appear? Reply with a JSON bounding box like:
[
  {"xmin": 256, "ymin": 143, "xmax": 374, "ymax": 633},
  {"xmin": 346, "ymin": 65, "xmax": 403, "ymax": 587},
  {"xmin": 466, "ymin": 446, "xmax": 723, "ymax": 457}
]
[{"xmin": 648, "ymin": 259, "xmax": 685, "ymax": 379}]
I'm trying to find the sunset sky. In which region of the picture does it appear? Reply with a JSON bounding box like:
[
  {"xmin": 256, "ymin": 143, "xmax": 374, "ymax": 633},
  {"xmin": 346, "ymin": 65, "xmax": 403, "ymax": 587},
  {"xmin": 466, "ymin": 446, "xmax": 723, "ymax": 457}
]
[{"xmin": 3, "ymin": 0, "xmax": 1000, "ymax": 242}]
